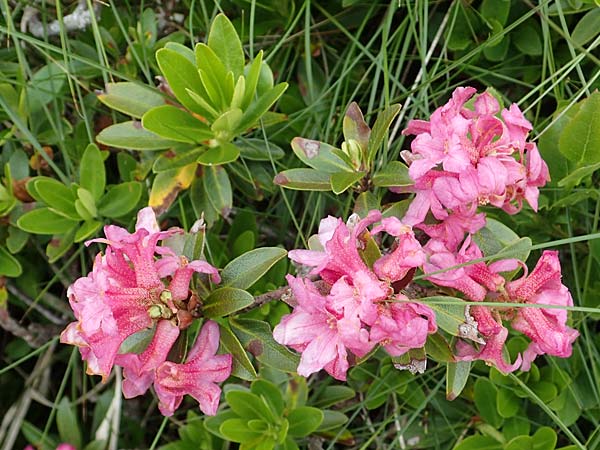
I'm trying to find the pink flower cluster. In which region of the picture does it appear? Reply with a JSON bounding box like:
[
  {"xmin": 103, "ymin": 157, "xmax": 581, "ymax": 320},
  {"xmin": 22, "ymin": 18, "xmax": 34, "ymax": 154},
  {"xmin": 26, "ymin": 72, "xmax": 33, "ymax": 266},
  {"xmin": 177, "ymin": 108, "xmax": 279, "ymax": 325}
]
[
  {"xmin": 276, "ymin": 87, "xmax": 577, "ymax": 379},
  {"xmin": 399, "ymin": 86, "xmax": 550, "ymax": 251},
  {"xmin": 61, "ymin": 208, "xmax": 232, "ymax": 416},
  {"xmin": 273, "ymin": 210, "xmax": 437, "ymax": 381}
]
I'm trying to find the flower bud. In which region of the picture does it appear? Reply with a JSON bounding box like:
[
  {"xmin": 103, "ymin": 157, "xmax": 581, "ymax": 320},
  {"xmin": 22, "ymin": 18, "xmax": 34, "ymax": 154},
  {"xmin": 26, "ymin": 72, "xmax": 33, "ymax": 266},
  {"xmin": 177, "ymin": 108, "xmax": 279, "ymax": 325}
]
[{"xmin": 341, "ymin": 139, "xmax": 362, "ymax": 170}]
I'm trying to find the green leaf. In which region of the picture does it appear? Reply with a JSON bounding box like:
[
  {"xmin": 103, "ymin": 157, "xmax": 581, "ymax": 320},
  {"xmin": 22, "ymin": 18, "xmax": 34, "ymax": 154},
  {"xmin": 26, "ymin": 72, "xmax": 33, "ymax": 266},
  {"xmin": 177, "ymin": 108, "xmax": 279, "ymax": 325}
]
[
  {"xmin": 153, "ymin": 146, "xmax": 206, "ymax": 172},
  {"xmin": 424, "ymin": 333, "xmax": 455, "ymax": 363},
  {"xmin": 27, "ymin": 63, "xmax": 66, "ymax": 113},
  {"xmin": 80, "ymin": 144, "xmax": 106, "ymax": 201},
  {"xmin": 446, "ymin": 360, "xmax": 471, "ymax": 400},
  {"xmin": 97, "ymin": 121, "xmax": 178, "ymax": 150},
  {"xmin": 208, "ymin": 14, "xmax": 245, "ymax": 78},
  {"xmin": 226, "ymin": 391, "xmax": 275, "ymax": 422},
  {"xmin": 32, "ymin": 177, "xmax": 79, "ymax": 219},
  {"xmin": 504, "ymin": 436, "xmax": 533, "ymax": 450},
  {"xmin": 190, "ymin": 177, "xmax": 219, "ymax": 227},
  {"xmin": 119, "ymin": 327, "xmax": 156, "ymax": 354},
  {"xmin": 421, "ymin": 298, "xmax": 466, "ymax": 336},
  {"xmin": 219, "ymin": 418, "xmax": 264, "ymax": 443},
  {"xmin": 497, "ymin": 388, "xmax": 520, "ymax": 418},
  {"xmin": 236, "ymin": 138, "xmax": 284, "ymax": 161},
  {"xmin": 221, "ymin": 247, "xmax": 287, "ymax": 289},
  {"xmin": 156, "ymin": 48, "xmax": 211, "ymax": 116},
  {"xmin": 219, "ymin": 324, "xmax": 257, "ymax": 381},
  {"xmin": 343, "ymin": 102, "xmax": 371, "ymax": 153},
  {"xmin": 559, "ymin": 91, "xmax": 600, "ymax": 165},
  {"xmin": 18, "ymin": 208, "xmax": 79, "ymax": 235},
  {"xmin": 230, "ymin": 317, "xmax": 300, "ymax": 372},
  {"xmin": 0, "ymin": 246, "xmax": 22, "ymax": 277},
  {"xmin": 481, "ymin": 0, "xmax": 510, "ymax": 26},
  {"xmin": 197, "ymin": 143, "xmax": 240, "ymax": 166},
  {"xmin": 204, "ymin": 166, "xmax": 232, "ymax": 217},
  {"xmin": 353, "ymin": 191, "xmax": 379, "ymax": 218},
  {"xmin": 372, "ymin": 161, "xmax": 413, "ymax": 187},
  {"xmin": 46, "ymin": 227, "xmax": 77, "ymax": 263},
  {"xmin": 142, "ymin": 105, "xmax": 214, "ymax": 143},
  {"xmin": 474, "ymin": 379, "xmax": 503, "ymax": 427},
  {"xmin": 367, "ymin": 104, "xmax": 401, "ymax": 164},
  {"xmin": 532, "ymin": 426, "xmax": 557, "ymax": 450},
  {"xmin": 76, "ymin": 188, "xmax": 98, "ymax": 219},
  {"xmin": 74, "ymin": 220, "xmax": 102, "ymax": 243},
  {"xmin": 203, "ymin": 287, "xmax": 254, "ymax": 318},
  {"xmin": 313, "ymin": 386, "xmax": 356, "ymax": 409},
  {"xmin": 330, "ymin": 171, "xmax": 365, "ymax": 194},
  {"xmin": 251, "ymin": 379, "xmax": 285, "ymax": 416},
  {"xmin": 164, "ymin": 41, "xmax": 196, "ymax": 63},
  {"xmin": 97, "ymin": 82, "xmax": 165, "ymax": 118},
  {"xmin": 317, "ymin": 410, "xmax": 349, "ymax": 432},
  {"xmin": 453, "ymin": 435, "xmax": 503, "ymax": 450},
  {"xmin": 242, "ymin": 51, "xmax": 264, "ymax": 109},
  {"xmin": 235, "ymin": 83, "xmax": 288, "ymax": 133},
  {"xmin": 473, "ymin": 218, "xmax": 531, "ymax": 265},
  {"xmin": 274, "ymin": 168, "xmax": 331, "ymax": 191},
  {"xmin": 21, "ymin": 421, "xmax": 60, "ymax": 450},
  {"xmin": 212, "ymin": 108, "xmax": 243, "ymax": 137},
  {"xmin": 572, "ymin": 8, "xmax": 600, "ymax": 46},
  {"xmin": 97, "ymin": 182, "xmax": 143, "ymax": 218},
  {"xmin": 195, "ymin": 43, "xmax": 231, "ymax": 108},
  {"xmin": 56, "ymin": 398, "xmax": 82, "ymax": 450},
  {"xmin": 513, "ymin": 22, "xmax": 542, "ymax": 56},
  {"xmin": 558, "ymin": 161, "xmax": 600, "ymax": 189},
  {"xmin": 291, "ymin": 138, "xmax": 352, "ymax": 174},
  {"xmin": 287, "ymin": 407, "xmax": 323, "ymax": 437},
  {"xmin": 6, "ymin": 226, "xmax": 28, "ymax": 254}
]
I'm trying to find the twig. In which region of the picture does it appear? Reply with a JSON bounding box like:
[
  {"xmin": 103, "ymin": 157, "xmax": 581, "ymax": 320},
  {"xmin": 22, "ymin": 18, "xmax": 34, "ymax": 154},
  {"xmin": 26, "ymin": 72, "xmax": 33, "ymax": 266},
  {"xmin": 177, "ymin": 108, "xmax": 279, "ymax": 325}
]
[
  {"xmin": 6, "ymin": 282, "xmax": 66, "ymax": 325},
  {"xmin": 0, "ymin": 308, "xmax": 62, "ymax": 348}
]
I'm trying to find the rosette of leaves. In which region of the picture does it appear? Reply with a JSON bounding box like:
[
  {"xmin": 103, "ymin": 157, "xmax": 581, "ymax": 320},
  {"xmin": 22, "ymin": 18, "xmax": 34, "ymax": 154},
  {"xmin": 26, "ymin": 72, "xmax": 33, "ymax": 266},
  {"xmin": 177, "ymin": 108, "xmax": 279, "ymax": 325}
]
[
  {"xmin": 274, "ymin": 102, "xmax": 413, "ymax": 195},
  {"xmin": 204, "ymin": 379, "xmax": 324, "ymax": 450},
  {"xmin": 96, "ymin": 14, "xmax": 288, "ymax": 217},
  {"xmin": 15, "ymin": 144, "xmax": 143, "ymax": 262}
]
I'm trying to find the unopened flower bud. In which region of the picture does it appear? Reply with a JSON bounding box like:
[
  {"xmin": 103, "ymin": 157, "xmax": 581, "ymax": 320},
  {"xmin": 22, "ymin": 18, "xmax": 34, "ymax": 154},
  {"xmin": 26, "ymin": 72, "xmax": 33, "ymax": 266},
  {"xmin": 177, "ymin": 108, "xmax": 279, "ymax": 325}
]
[
  {"xmin": 148, "ymin": 305, "xmax": 162, "ymax": 319},
  {"xmin": 160, "ymin": 290, "xmax": 172, "ymax": 304}
]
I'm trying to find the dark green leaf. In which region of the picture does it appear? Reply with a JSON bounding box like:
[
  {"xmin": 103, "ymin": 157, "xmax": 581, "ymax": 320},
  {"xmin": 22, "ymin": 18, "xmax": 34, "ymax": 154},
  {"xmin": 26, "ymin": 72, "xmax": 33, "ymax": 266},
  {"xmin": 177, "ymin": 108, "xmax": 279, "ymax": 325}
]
[
  {"xmin": 221, "ymin": 247, "xmax": 287, "ymax": 289},
  {"xmin": 473, "ymin": 218, "xmax": 531, "ymax": 264},
  {"xmin": 559, "ymin": 91, "xmax": 600, "ymax": 165},
  {"xmin": 424, "ymin": 333, "xmax": 455, "ymax": 363},
  {"xmin": 513, "ymin": 22, "xmax": 542, "ymax": 56},
  {"xmin": 33, "ymin": 177, "xmax": 78, "ymax": 219},
  {"xmin": 421, "ymin": 297, "xmax": 466, "ymax": 337},
  {"xmin": 497, "ymin": 388, "xmax": 520, "ymax": 418},
  {"xmin": 142, "ymin": 105, "xmax": 214, "ymax": 143},
  {"xmin": 446, "ymin": 360, "xmax": 471, "ymax": 400},
  {"xmin": 274, "ymin": 168, "xmax": 331, "ymax": 191},
  {"xmin": 291, "ymin": 138, "xmax": 352, "ymax": 174},
  {"xmin": 57, "ymin": 398, "xmax": 82, "ymax": 450},
  {"xmin": 317, "ymin": 410, "xmax": 349, "ymax": 432},
  {"xmin": 557, "ymin": 162, "xmax": 600, "ymax": 189},
  {"xmin": 203, "ymin": 287, "xmax": 253, "ymax": 318},
  {"xmin": 474, "ymin": 378, "xmax": 503, "ymax": 427},
  {"xmin": 226, "ymin": 391, "xmax": 275, "ymax": 422},
  {"xmin": 46, "ymin": 228, "xmax": 77, "ymax": 263},
  {"xmin": 573, "ymin": 8, "xmax": 600, "ymax": 46},
  {"xmin": 97, "ymin": 82, "xmax": 165, "ymax": 118},
  {"xmin": 372, "ymin": 161, "xmax": 413, "ymax": 187},
  {"xmin": 230, "ymin": 317, "xmax": 300, "ymax": 372},
  {"xmin": 236, "ymin": 138, "xmax": 284, "ymax": 161},
  {"xmin": 219, "ymin": 324, "xmax": 257, "ymax": 381},
  {"xmin": 97, "ymin": 121, "xmax": 178, "ymax": 150},
  {"xmin": 313, "ymin": 386, "xmax": 356, "ymax": 409}
]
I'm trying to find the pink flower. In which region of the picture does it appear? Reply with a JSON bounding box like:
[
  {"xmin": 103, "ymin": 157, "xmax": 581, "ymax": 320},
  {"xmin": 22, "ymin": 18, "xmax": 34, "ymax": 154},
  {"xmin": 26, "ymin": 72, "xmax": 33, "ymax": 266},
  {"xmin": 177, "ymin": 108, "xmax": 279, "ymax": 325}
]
[
  {"xmin": 116, "ymin": 320, "xmax": 181, "ymax": 398},
  {"xmin": 273, "ymin": 275, "xmax": 375, "ymax": 381},
  {"xmin": 154, "ymin": 320, "xmax": 232, "ymax": 416},
  {"xmin": 370, "ymin": 297, "xmax": 437, "ymax": 357},
  {"xmin": 61, "ymin": 207, "xmax": 220, "ymax": 383},
  {"xmin": 507, "ymin": 251, "xmax": 578, "ymax": 370}
]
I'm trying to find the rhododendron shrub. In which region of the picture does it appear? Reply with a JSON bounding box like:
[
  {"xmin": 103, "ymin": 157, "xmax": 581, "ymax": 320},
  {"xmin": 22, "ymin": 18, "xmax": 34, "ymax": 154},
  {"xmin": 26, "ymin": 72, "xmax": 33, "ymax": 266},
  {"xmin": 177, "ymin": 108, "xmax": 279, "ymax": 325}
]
[
  {"xmin": 60, "ymin": 87, "xmax": 578, "ymax": 422},
  {"xmin": 61, "ymin": 207, "xmax": 231, "ymax": 416}
]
